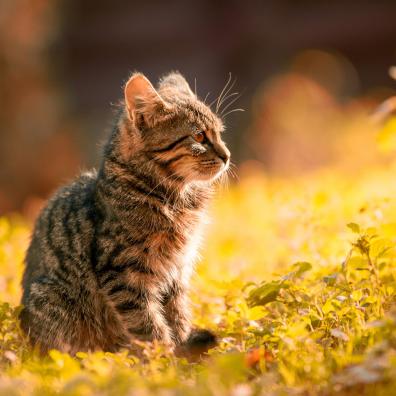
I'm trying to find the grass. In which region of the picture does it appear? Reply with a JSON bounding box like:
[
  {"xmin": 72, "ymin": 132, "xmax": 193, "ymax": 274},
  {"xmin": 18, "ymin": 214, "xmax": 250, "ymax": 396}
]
[{"xmin": 2, "ymin": 154, "xmax": 396, "ymax": 394}]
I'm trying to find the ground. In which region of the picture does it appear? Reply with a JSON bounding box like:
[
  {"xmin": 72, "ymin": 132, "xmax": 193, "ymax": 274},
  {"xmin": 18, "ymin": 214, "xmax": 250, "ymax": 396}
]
[{"xmin": 1, "ymin": 144, "xmax": 396, "ymax": 395}]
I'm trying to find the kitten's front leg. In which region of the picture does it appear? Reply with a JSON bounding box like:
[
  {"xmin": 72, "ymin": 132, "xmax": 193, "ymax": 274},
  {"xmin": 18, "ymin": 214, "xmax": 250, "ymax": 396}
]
[
  {"xmin": 107, "ymin": 282, "xmax": 174, "ymax": 348},
  {"xmin": 163, "ymin": 283, "xmax": 192, "ymax": 345},
  {"xmin": 145, "ymin": 295, "xmax": 175, "ymax": 347}
]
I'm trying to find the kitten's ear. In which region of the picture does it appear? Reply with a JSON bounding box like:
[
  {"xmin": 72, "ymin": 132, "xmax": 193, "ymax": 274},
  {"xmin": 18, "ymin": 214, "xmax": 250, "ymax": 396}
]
[
  {"xmin": 159, "ymin": 72, "xmax": 195, "ymax": 98},
  {"xmin": 124, "ymin": 73, "xmax": 166, "ymax": 122}
]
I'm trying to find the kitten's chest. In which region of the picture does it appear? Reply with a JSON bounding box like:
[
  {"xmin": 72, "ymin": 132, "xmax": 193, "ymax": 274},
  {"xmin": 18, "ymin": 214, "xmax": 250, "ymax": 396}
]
[
  {"xmin": 102, "ymin": 208, "xmax": 205, "ymax": 283},
  {"xmin": 145, "ymin": 210, "xmax": 204, "ymax": 276}
]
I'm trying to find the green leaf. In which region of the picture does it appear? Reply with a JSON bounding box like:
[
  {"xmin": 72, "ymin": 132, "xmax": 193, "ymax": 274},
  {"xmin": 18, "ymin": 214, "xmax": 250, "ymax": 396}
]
[
  {"xmin": 347, "ymin": 223, "xmax": 361, "ymax": 234},
  {"xmin": 322, "ymin": 299, "xmax": 336, "ymax": 314},
  {"xmin": 362, "ymin": 296, "xmax": 377, "ymax": 305},
  {"xmin": 351, "ymin": 290, "xmax": 363, "ymax": 301},
  {"xmin": 292, "ymin": 261, "xmax": 312, "ymax": 276},
  {"xmin": 282, "ymin": 261, "xmax": 312, "ymax": 280},
  {"xmin": 247, "ymin": 306, "xmax": 267, "ymax": 320},
  {"xmin": 370, "ymin": 238, "xmax": 394, "ymax": 259},
  {"xmin": 247, "ymin": 281, "xmax": 285, "ymax": 307},
  {"xmin": 323, "ymin": 273, "xmax": 338, "ymax": 286},
  {"xmin": 347, "ymin": 256, "xmax": 368, "ymax": 269}
]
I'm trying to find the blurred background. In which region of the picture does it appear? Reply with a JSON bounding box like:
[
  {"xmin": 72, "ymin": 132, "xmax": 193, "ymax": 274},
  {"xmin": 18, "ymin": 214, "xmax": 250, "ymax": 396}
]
[{"xmin": 1, "ymin": 0, "xmax": 396, "ymax": 217}]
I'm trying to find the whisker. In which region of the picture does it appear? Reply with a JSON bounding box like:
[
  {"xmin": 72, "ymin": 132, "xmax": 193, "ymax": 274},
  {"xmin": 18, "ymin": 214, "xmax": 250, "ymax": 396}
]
[
  {"xmin": 208, "ymin": 94, "xmax": 219, "ymax": 109},
  {"xmin": 194, "ymin": 77, "xmax": 197, "ymax": 97},
  {"xmin": 220, "ymin": 93, "xmax": 241, "ymax": 116},
  {"xmin": 212, "ymin": 72, "xmax": 232, "ymax": 109},
  {"xmin": 214, "ymin": 167, "xmax": 228, "ymax": 188},
  {"xmin": 147, "ymin": 174, "xmax": 177, "ymax": 199},
  {"xmin": 210, "ymin": 73, "xmax": 232, "ymax": 112},
  {"xmin": 228, "ymin": 168, "xmax": 238, "ymax": 181},
  {"xmin": 229, "ymin": 162, "xmax": 238, "ymax": 172},
  {"xmin": 227, "ymin": 162, "xmax": 239, "ymax": 180},
  {"xmin": 226, "ymin": 168, "xmax": 235, "ymax": 179},
  {"xmin": 203, "ymin": 92, "xmax": 211, "ymax": 104},
  {"xmin": 222, "ymin": 108, "xmax": 245, "ymax": 118},
  {"xmin": 218, "ymin": 171, "xmax": 230, "ymax": 193},
  {"xmin": 216, "ymin": 77, "xmax": 237, "ymax": 113},
  {"xmin": 218, "ymin": 91, "xmax": 239, "ymax": 113},
  {"xmin": 140, "ymin": 158, "xmax": 182, "ymax": 201},
  {"xmin": 217, "ymin": 82, "xmax": 237, "ymax": 113},
  {"xmin": 165, "ymin": 184, "xmax": 179, "ymax": 212}
]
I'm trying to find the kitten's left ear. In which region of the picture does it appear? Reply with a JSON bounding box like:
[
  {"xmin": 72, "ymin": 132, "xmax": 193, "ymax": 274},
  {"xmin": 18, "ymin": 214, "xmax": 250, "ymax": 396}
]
[
  {"xmin": 159, "ymin": 72, "xmax": 195, "ymax": 98},
  {"xmin": 124, "ymin": 73, "xmax": 166, "ymax": 123}
]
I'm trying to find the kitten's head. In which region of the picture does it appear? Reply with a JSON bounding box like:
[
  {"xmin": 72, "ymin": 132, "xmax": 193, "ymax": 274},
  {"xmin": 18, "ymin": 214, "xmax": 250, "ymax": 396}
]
[{"xmin": 120, "ymin": 72, "xmax": 230, "ymax": 184}]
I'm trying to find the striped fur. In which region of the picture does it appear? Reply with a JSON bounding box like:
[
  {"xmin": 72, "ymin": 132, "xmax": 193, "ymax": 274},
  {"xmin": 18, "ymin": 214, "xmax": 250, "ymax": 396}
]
[{"xmin": 20, "ymin": 72, "xmax": 230, "ymax": 354}]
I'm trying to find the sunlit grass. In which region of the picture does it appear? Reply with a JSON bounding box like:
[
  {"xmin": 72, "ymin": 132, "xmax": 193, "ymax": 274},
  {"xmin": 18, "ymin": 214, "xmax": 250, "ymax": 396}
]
[{"xmin": 1, "ymin": 154, "xmax": 396, "ymax": 394}]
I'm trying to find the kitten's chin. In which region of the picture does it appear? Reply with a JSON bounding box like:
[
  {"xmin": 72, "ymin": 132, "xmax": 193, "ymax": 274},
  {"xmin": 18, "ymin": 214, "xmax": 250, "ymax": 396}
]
[
  {"xmin": 173, "ymin": 161, "xmax": 228, "ymax": 184},
  {"xmin": 192, "ymin": 165, "xmax": 228, "ymax": 183}
]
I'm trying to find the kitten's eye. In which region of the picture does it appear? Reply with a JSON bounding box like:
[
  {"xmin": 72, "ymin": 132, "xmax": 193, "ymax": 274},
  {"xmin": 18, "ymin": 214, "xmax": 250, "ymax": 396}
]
[{"xmin": 193, "ymin": 131, "xmax": 206, "ymax": 143}]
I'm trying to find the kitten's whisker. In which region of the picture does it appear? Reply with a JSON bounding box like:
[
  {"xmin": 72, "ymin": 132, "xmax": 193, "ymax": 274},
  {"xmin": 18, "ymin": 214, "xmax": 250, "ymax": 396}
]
[
  {"xmin": 216, "ymin": 81, "xmax": 236, "ymax": 114},
  {"xmin": 208, "ymin": 94, "xmax": 219, "ymax": 109},
  {"xmin": 220, "ymin": 93, "xmax": 241, "ymax": 116},
  {"xmin": 222, "ymin": 171, "xmax": 229, "ymax": 189},
  {"xmin": 203, "ymin": 92, "xmax": 211, "ymax": 104},
  {"xmin": 210, "ymin": 72, "xmax": 231, "ymax": 109},
  {"xmin": 217, "ymin": 171, "xmax": 230, "ymax": 193},
  {"xmin": 217, "ymin": 79, "xmax": 237, "ymax": 113},
  {"xmin": 222, "ymin": 108, "xmax": 245, "ymax": 118},
  {"xmin": 218, "ymin": 91, "xmax": 239, "ymax": 113},
  {"xmin": 211, "ymin": 73, "xmax": 232, "ymax": 112},
  {"xmin": 194, "ymin": 77, "xmax": 197, "ymax": 97},
  {"xmin": 164, "ymin": 188, "xmax": 177, "ymax": 212},
  {"xmin": 227, "ymin": 168, "xmax": 238, "ymax": 180},
  {"xmin": 220, "ymin": 90, "xmax": 239, "ymax": 103},
  {"xmin": 227, "ymin": 162, "xmax": 239, "ymax": 180},
  {"xmin": 141, "ymin": 158, "xmax": 182, "ymax": 201}
]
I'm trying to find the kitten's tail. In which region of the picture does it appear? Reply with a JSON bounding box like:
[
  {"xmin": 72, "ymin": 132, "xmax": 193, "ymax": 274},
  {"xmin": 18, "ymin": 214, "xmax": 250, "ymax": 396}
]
[{"xmin": 175, "ymin": 329, "xmax": 218, "ymax": 361}]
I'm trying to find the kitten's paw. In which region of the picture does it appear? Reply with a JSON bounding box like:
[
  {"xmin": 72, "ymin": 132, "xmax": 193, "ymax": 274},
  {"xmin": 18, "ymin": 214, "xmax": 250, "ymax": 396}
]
[{"xmin": 175, "ymin": 328, "xmax": 218, "ymax": 361}]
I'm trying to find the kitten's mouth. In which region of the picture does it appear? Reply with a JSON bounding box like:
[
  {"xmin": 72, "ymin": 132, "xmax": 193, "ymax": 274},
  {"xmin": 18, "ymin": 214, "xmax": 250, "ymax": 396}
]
[
  {"xmin": 196, "ymin": 159, "xmax": 228, "ymax": 181},
  {"xmin": 173, "ymin": 158, "xmax": 229, "ymax": 183}
]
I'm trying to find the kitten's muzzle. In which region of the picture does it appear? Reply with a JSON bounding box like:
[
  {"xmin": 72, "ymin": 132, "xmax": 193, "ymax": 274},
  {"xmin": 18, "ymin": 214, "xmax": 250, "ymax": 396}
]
[
  {"xmin": 218, "ymin": 151, "xmax": 229, "ymax": 164},
  {"xmin": 214, "ymin": 144, "xmax": 230, "ymax": 164}
]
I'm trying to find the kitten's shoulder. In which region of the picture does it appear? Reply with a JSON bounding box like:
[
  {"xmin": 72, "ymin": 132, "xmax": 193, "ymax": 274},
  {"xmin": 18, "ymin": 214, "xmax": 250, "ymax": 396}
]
[
  {"xmin": 38, "ymin": 169, "xmax": 98, "ymax": 221},
  {"xmin": 53, "ymin": 169, "xmax": 97, "ymax": 201}
]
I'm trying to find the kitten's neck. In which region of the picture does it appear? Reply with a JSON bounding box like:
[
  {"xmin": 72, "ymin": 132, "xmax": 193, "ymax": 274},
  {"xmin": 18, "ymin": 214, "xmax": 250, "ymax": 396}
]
[{"xmin": 97, "ymin": 152, "xmax": 212, "ymax": 214}]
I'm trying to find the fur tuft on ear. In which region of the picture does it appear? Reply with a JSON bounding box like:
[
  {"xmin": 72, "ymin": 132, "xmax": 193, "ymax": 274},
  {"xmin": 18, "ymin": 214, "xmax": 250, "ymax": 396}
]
[
  {"xmin": 124, "ymin": 73, "xmax": 166, "ymax": 123},
  {"xmin": 158, "ymin": 72, "xmax": 195, "ymax": 98}
]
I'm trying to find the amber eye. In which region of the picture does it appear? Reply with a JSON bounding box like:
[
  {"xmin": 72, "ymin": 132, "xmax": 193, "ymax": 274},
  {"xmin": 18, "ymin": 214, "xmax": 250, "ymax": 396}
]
[{"xmin": 193, "ymin": 131, "xmax": 206, "ymax": 143}]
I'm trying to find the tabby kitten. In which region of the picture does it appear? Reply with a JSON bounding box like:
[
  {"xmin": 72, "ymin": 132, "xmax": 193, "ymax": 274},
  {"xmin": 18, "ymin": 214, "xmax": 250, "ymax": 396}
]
[{"xmin": 20, "ymin": 72, "xmax": 230, "ymax": 354}]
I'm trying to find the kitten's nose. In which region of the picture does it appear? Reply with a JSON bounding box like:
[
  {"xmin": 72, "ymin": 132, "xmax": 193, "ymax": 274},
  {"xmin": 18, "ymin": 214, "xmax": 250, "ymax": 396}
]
[{"xmin": 216, "ymin": 146, "xmax": 230, "ymax": 164}]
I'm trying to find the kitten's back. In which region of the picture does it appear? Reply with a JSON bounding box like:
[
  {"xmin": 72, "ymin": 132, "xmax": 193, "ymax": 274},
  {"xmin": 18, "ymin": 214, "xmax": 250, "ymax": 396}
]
[{"xmin": 22, "ymin": 172, "xmax": 97, "ymax": 300}]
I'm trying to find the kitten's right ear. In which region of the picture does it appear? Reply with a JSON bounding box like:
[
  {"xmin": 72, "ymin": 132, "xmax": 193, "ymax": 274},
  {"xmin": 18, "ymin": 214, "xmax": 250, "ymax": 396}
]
[
  {"xmin": 124, "ymin": 73, "xmax": 166, "ymax": 122},
  {"xmin": 159, "ymin": 72, "xmax": 195, "ymax": 98}
]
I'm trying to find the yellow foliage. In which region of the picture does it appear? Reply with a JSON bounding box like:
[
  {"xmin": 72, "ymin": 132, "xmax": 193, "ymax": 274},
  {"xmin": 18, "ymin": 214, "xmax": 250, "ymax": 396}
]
[{"xmin": 2, "ymin": 160, "xmax": 396, "ymax": 394}]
